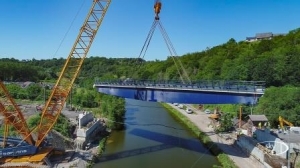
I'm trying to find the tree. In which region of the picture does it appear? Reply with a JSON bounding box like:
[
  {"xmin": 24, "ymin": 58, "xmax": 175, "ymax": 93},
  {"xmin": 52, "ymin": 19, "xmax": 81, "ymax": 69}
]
[
  {"xmin": 217, "ymin": 113, "xmax": 234, "ymax": 132},
  {"xmin": 26, "ymin": 83, "xmax": 42, "ymax": 100}
]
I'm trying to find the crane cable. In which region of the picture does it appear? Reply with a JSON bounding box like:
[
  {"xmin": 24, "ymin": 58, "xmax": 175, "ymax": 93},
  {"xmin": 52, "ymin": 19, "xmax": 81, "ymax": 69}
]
[
  {"xmin": 132, "ymin": 20, "xmax": 158, "ymax": 79},
  {"xmin": 52, "ymin": 0, "xmax": 87, "ymax": 59},
  {"xmin": 133, "ymin": 1, "xmax": 191, "ymax": 84},
  {"xmin": 138, "ymin": 20, "xmax": 158, "ymax": 60},
  {"xmin": 156, "ymin": 20, "xmax": 191, "ymax": 84}
]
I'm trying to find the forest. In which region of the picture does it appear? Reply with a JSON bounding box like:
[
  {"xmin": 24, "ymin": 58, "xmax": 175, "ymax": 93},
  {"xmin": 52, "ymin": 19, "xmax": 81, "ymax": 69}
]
[{"xmin": 1, "ymin": 27, "xmax": 300, "ymax": 127}]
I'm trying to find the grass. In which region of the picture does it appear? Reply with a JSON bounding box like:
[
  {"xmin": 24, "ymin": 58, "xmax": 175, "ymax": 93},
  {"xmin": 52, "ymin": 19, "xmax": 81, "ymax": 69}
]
[
  {"xmin": 161, "ymin": 103, "xmax": 238, "ymax": 168},
  {"xmin": 98, "ymin": 137, "xmax": 108, "ymax": 156},
  {"xmin": 87, "ymin": 136, "xmax": 108, "ymax": 168}
]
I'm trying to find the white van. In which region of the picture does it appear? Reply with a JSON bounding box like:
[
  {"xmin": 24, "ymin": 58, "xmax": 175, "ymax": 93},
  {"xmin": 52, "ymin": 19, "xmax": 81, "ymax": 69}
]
[{"xmin": 178, "ymin": 104, "xmax": 184, "ymax": 109}]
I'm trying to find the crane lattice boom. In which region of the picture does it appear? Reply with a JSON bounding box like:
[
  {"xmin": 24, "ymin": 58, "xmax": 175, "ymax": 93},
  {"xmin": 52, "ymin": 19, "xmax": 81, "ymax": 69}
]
[
  {"xmin": 0, "ymin": 81, "xmax": 34, "ymax": 145},
  {"xmin": 35, "ymin": 0, "xmax": 111, "ymax": 147}
]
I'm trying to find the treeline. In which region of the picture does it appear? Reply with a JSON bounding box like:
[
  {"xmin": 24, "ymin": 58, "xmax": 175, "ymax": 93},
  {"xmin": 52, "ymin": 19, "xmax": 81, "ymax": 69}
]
[
  {"xmin": 0, "ymin": 58, "xmax": 64, "ymax": 82},
  {"xmin": 1, "ymin": 27, "xmax": 300, "ymax": 127},
  {"xmin": 2, "ymin": 27, "xmax": 300, "ymax": 87}
]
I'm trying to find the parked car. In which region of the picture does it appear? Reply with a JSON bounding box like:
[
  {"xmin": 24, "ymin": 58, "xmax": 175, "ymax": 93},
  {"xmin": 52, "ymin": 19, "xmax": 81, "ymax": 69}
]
[
  {"xmin": 178, "ymin": 104, "xmax": 184, "ymax": 109},
  {"xmin": 186, "ymin": 108, "xmax": 193, "ymax": 114},
  {"xmin": 204, "ymin": 109, "xmax": 211, "ymax": 114}
]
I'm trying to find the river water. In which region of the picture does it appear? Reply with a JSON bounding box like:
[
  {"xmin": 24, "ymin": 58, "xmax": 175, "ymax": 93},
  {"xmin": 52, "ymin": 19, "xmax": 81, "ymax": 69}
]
[{"xmin": 94, "ymin": 99, "xmax": 220, "ymax": 168}]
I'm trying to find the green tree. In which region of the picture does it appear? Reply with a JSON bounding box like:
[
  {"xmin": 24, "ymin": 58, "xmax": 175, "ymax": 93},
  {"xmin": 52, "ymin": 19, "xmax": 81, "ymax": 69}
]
[
  {"xmin": 217, "ymin": 113, "xmax": 234, "ymax": 132},
  {"xmin": 6, "ymin": 83, "xmax": 23, "ymax": 98},
  {"xmin": 26, "ymin": 83, "xmax": 42, "ymax": 100}
]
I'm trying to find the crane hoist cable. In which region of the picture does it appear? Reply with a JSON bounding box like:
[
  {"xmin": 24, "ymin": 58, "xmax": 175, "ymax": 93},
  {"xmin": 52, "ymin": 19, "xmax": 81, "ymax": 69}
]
[
  {"xmin": 132, "ymin": 20, "xmax": 158, "ymax": 78},
  {"xmin": 157, "ymin": 20, "xmax": 191, "ymax": 84},
  {"xmin": 137, "ymin": 20, "xmax": 158, "ymax": 61},
  {"xmin": 52, "ymin": 0, "xmax": 87, "ymax": 59},
  {"xmin": 133, "ymin": 0, "xmax": 191, "ymax": 84}
]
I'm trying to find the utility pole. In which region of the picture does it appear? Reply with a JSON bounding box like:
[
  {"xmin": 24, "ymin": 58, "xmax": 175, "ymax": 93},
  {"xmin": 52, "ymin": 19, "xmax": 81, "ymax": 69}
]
[
  {"xmin": 288, "ymin": 130, "xmax": 290, "ymax": 168},
  {"xmin": 239, "ymin": 106, "xmax": 242, "ymax": 128},
  {"xmin": 44, "ymin": 86, "xmax": 46, "ymax": 104},
  {"xmin": 70, "ymin": 87, "xmax": 72, "ymax": 110}
]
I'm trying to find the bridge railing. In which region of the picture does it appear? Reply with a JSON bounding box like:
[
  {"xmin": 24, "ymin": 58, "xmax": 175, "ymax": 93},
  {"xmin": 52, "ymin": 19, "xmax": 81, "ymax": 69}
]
[{"xmin": 94, "ymin": 79, "xmax": 265, "ymax": 93}]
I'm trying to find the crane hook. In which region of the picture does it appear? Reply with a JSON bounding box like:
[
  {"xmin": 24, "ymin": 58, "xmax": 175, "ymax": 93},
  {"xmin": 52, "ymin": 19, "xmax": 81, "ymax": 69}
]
[{"xmin": 154, "ymin": 0, "xmax": 162, "ymax": 20}]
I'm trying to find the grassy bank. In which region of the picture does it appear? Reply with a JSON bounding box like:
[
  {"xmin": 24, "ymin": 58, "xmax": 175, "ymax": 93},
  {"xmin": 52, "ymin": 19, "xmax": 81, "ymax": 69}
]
[
  {"xmin": 97, "ymin": 137, "xmax": 108, "ymax": 156},
  {"xmin": 161, "ymin": 103, "xmax": 238, "ymax": 168},
  {"xmin": 87, "ymin": 136, "xmax": 108, "ymax": 168}
]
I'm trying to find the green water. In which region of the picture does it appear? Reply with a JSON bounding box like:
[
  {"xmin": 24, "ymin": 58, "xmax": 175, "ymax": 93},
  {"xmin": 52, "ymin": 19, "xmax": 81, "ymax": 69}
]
[{"xmin": 94, "ymin": 99, "xmax": 220, "ymax": 168}]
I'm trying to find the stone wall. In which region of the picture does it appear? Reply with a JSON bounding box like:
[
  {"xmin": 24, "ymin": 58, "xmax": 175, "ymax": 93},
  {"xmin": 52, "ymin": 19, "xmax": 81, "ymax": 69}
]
[{"xmin": 78, "ymin": 112, "xmax": 93, "ymax": 127}]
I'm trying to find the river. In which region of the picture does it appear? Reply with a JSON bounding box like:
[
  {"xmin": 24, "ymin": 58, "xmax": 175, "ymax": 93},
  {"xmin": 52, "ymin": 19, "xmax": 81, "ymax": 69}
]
[{"xmin": 94, "ymin": 99, "xmax": 220, "ymax": 168}]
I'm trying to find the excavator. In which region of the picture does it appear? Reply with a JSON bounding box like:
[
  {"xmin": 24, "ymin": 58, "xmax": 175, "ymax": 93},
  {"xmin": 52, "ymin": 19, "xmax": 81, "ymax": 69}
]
[
  {"xmin": 209, "ymin": 107, "xmax": 221, "ymax": 120},
  {"xmin": 0, "ymin": 0, "xmax": 111, "ymax": 165},
  {"xmin": 278, "ymin": 116, "xmax": 293, "ymax": 130}
]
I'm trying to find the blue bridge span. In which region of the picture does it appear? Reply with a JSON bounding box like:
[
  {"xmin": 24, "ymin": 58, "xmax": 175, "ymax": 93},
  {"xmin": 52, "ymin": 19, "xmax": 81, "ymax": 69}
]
[{"xmin": 93, "ymin": 80, "xmax": 265, "ymax": 104}]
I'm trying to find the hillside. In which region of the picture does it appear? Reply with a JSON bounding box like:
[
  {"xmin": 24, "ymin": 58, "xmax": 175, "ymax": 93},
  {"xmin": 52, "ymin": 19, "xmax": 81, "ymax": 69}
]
[{"xmin": 1, "ymin": 27, "xmax": 300, "ymax": 126}]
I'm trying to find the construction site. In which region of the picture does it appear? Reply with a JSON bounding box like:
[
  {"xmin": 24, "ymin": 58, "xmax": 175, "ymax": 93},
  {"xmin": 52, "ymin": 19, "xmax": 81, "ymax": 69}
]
[
  {"xmin": 0, "ymin": 0, "xmax": 112, "ymax": 167},
  {"xmin": 206, "ymin": 106, "xmax": 300, "ymax": 168},
  {"xmin": 1, "ymin": 0, "xmax": 299, "ymax": 167},
  {"xmin": 0, "ymin": 105, "xmax": 108, "ymax": 168},
  {"xmin": 0, "ymin": 0, "xmax": 171, "ymax": 167}
]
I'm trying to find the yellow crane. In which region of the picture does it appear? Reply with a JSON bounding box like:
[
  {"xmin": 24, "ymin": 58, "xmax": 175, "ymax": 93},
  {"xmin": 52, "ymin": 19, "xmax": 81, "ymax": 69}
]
[
  {"xmin": 35, "ymin": 0, "xmax": 111, "ymax": 147},
  {"xmin": 0, "ymin": 0, "xmax": 111, "ymax": 165}
]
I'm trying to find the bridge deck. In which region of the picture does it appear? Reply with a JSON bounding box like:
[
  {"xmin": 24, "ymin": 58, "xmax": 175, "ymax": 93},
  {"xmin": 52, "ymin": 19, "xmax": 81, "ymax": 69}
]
[
  {"xmin": 94, "ymin": 80, "xmax": 265, "ymax": 94},
  {"xmin": 94, "ymin": 80, "xmax": 265, "ymax": 104}
]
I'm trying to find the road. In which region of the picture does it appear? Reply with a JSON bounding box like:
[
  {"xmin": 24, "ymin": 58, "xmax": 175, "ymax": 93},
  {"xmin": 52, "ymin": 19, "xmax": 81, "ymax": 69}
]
[{"xmin": 169, "ymin": 103, "xmax": 264, "ymax": 168}]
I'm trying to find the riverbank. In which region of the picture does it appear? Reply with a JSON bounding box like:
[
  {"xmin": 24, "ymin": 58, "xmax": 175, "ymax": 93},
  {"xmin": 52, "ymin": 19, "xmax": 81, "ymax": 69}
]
[{"xmin": 161, "ymin": 103, "xmax": 261, "ymax": 168}]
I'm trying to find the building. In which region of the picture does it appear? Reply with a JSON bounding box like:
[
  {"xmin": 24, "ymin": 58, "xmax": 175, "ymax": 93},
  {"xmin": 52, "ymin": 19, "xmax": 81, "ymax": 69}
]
[
  {"xmin": 245, "ymin": 32, "xmax": 286, "ymax": 42},
  {"xmin": 247, "ymin": 115, "xmax": 269, "ymax": 128},
  {"xmin": 239, "ymin": 115, "xmax": 269, "ymax": 136}
]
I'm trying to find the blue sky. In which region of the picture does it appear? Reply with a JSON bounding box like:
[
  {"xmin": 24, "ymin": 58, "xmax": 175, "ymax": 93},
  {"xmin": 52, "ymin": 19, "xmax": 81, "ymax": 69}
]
[{"xmin": 0, "ymin": 0, "xmax": 299, "ymax": 61}]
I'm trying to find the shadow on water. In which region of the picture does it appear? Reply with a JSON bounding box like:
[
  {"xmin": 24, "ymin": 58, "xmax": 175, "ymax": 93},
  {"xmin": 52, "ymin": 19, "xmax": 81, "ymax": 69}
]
[
  {"xmin": 98, "ymin": 128, "xmax": 212, "ymax": 163},
  {"xmin": 123, "ymin": 117, "xmax": 136, "ymax": 121},
  {"xmin": 129, "ymin": 128, "xmax": 211, "ymax": 153},
  {"xmin": 95, "ymin": 100, "xmax": 222, "ymax": 167},
  {"xmin": 98, "ymin": 143, "xmax": 174, "ymax": 162},
  {"xmin": 125, "ymin": 107, "xmax": 139, "ymax": 113}
]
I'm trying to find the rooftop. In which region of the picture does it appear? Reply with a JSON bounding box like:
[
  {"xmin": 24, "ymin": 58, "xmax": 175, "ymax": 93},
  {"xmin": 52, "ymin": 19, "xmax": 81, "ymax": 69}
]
[
  {"xmin": 248, "ymin": 115, "xmax": 268, "ymax": 122},
  {"xmin": 274, "ymin": 130, "xmax": 300, "ymax": 143},
  {"xmin": 256, "ymin": 32, "xmax": 273, "ymax": 38}
]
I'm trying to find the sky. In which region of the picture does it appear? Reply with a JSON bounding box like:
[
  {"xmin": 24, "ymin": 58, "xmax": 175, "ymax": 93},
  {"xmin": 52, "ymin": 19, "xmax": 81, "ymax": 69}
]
[{"xmin": 0, "ymin": 0, "xmax": 300, "ymax": 61}]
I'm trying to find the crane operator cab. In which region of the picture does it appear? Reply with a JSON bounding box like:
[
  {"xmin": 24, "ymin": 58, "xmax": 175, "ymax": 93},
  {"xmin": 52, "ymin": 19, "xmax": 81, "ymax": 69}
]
[{"xmin": 154, "ymin": 0, "xmax": 162, "ymax": 20}]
